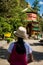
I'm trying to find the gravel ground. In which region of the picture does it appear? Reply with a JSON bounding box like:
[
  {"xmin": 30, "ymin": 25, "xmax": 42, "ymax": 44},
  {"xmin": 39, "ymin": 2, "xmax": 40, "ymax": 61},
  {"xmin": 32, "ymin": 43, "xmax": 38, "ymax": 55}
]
[{"xmin": 0, "ymin": 39, "xmax": 43, "ymax": 65}]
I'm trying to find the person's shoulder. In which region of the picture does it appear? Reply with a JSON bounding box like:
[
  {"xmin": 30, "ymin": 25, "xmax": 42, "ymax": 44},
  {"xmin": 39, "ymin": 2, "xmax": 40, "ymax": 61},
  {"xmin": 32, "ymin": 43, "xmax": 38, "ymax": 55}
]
[
  {"xmin": 8, "ymin": 42, "xmax": 16, "ymax": 53},
  {"xmin": 24, "ymin": 42, "xmax": 32, "ymax": 53},
  {"xmin": 9, "ymin": 42, "xmax": 16, "ymax": 47},
  {"xmin": 24, "ymin": 42, "xmax": 30, "ymax": 47}
]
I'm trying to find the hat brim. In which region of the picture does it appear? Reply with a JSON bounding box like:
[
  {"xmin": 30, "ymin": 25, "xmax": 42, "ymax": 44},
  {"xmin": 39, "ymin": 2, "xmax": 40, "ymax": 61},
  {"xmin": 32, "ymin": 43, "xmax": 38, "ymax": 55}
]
[{"xmin": 14, "ymin": 31, "xmax": 28, "ymax": 39}]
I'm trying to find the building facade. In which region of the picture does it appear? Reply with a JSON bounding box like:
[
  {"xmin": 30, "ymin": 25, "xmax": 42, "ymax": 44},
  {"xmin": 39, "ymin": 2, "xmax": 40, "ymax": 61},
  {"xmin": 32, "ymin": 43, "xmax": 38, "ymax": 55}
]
[{"xmin": 26, "ymin": 12, "xmax": 40, "ymax": 38}]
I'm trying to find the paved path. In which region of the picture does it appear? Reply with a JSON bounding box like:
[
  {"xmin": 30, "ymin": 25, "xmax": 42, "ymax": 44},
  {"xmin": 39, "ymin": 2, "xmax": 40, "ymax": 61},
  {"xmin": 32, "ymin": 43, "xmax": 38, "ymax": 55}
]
[{"xmin": 0, "ymin": 39, "xmax": 43, "ymax": 65}]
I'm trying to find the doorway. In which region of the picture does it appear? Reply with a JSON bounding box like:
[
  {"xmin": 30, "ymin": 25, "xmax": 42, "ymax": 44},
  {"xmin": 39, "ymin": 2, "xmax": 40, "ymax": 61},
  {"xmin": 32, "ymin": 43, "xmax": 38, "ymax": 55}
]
[{"xmin": 26, "ymin": 23, "xmax": 32, "ymax": 37}]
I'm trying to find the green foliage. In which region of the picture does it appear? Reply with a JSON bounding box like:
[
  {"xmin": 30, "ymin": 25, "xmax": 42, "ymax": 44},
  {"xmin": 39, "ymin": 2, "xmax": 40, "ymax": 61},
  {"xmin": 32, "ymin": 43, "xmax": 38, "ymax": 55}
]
[
  {"xmin": 5, "ymin": 38, "xmax": 13, "ymax": 43},
  {"xmin": 0, "ymin": 0, "xmax": 28, "ymax": 17},
  {"xmin": 40, "ymin": 20, "xmax": 43, "ymax": 31},
  {"xmin": 0, "ymin": 17, "xmax": 5, "ymax": 34},
  {"xmin": 2, "ymin": 22, "xmax": 12, "ymax": 32},
  {"xmin": 32, "ymin": 0, "xmax": 40, "ymax": 13},
  {"xmin": 0, "ymin": 0, "xmax": 27, "ymax": 39},
  {"xmin": 0, "ymin": 17, "xmax": 12, "ymax": 38},
  {"xmin": 0, "ymin": 12, "xmax": 26, "ymax": 38}
]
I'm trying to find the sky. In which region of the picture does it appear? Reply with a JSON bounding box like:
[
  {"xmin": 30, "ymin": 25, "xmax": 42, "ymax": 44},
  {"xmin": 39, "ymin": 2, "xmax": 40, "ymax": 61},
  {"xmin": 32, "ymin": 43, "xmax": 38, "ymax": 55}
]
[{"xmin": 26, "ymin": 0, "xmax": 43, "ymax": 16}]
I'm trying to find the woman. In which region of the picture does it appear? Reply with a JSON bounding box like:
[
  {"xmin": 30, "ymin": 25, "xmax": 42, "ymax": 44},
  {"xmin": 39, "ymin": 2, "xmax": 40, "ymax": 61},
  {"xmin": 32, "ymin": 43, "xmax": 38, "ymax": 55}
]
[{"xmin": 7, "ymin": 26, "xmax": 33, "ymax": 65}]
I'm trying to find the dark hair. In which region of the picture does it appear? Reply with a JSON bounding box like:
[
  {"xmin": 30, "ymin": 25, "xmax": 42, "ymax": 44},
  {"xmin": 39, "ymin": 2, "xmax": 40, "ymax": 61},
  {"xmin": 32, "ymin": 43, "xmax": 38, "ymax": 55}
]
[{"xmin": 15, "ymin": 37, "xmax": 26, "ymax": 54}]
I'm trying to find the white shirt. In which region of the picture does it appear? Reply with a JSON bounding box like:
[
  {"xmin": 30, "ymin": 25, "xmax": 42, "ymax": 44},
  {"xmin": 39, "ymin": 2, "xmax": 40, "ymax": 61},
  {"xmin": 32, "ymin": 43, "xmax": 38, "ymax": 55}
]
[
  {"xmin": 8, "ymin": 42, "xmax": 32, "ymax": 61},
  {"xmin": 8, "ymin": 42, "xmax": 32, "ymax": 54}
]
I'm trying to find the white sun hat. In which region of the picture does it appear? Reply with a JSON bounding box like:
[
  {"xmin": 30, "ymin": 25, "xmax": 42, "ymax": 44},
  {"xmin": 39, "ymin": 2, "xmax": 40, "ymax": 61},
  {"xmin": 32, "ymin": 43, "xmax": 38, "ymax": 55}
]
[{"xmin": 14, "ymin": 26, "xmax": 28, "ymax": 39}]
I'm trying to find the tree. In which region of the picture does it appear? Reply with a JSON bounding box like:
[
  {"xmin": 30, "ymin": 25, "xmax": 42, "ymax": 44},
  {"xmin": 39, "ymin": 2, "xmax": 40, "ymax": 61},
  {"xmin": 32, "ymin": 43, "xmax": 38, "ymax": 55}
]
[
  {"xmin": 0, "ymin": 17, "xmax": 12, "ymax": 35},
  {"xmin": 0, "ymin": 0, "xmax": 28, "ymax": 39},
  {"xmin": 40, "ymin": 16, "xmax": 43, "ymax": 32},
  {"xmin": 0, "ymin": 0, "xmax": 28, "ymax": 17},
  {"xmin": 6, "ymin": 11, "xmax": 27, "ymax": 31},
  {"xmin": 32, "ymin": 0, "xmax": 40, "ymax": 13}
]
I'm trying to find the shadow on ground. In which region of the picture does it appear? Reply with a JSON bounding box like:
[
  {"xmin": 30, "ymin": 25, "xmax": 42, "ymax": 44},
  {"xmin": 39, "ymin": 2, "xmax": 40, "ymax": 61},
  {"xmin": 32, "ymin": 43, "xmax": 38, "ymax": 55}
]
[
  {"xmin": 0, "ymin": 47, "xmax": 43, "ymax": 62},
  {"xmin": 33, "ymin": 51, "xmax": 43, "ymax": 61},
  {"xmin": 0, "ymin": 47, "xmax": 8, "ymax": 59},
  {"xmin": 30, "ymin": 42, "xmax": 43, "ymax": 61},
  {"xmin": 30, "ymin": 42, "xmax": 43, "ymax": 46}
]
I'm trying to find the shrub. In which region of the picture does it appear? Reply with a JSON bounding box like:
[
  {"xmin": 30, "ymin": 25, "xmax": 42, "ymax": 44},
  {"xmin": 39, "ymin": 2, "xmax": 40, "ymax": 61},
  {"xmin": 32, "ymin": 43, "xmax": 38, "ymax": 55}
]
[{"xmin": 5, "ymin": 38, "xmax": 13, "ymax": 43}]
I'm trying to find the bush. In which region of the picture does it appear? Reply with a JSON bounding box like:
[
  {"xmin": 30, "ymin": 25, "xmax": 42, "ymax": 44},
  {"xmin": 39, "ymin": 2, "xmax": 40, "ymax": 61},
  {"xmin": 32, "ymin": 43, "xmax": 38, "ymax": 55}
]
[{"xmin": 5, "ymin": 38, "xmax": 13, "ymax": 43}]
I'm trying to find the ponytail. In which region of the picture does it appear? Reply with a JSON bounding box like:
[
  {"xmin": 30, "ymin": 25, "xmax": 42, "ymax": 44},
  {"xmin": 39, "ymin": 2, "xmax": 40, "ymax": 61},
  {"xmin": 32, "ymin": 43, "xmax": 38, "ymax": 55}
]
[{"xmin": 15, "ymin": 37, "xmax": 26, "ymax": 54}]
